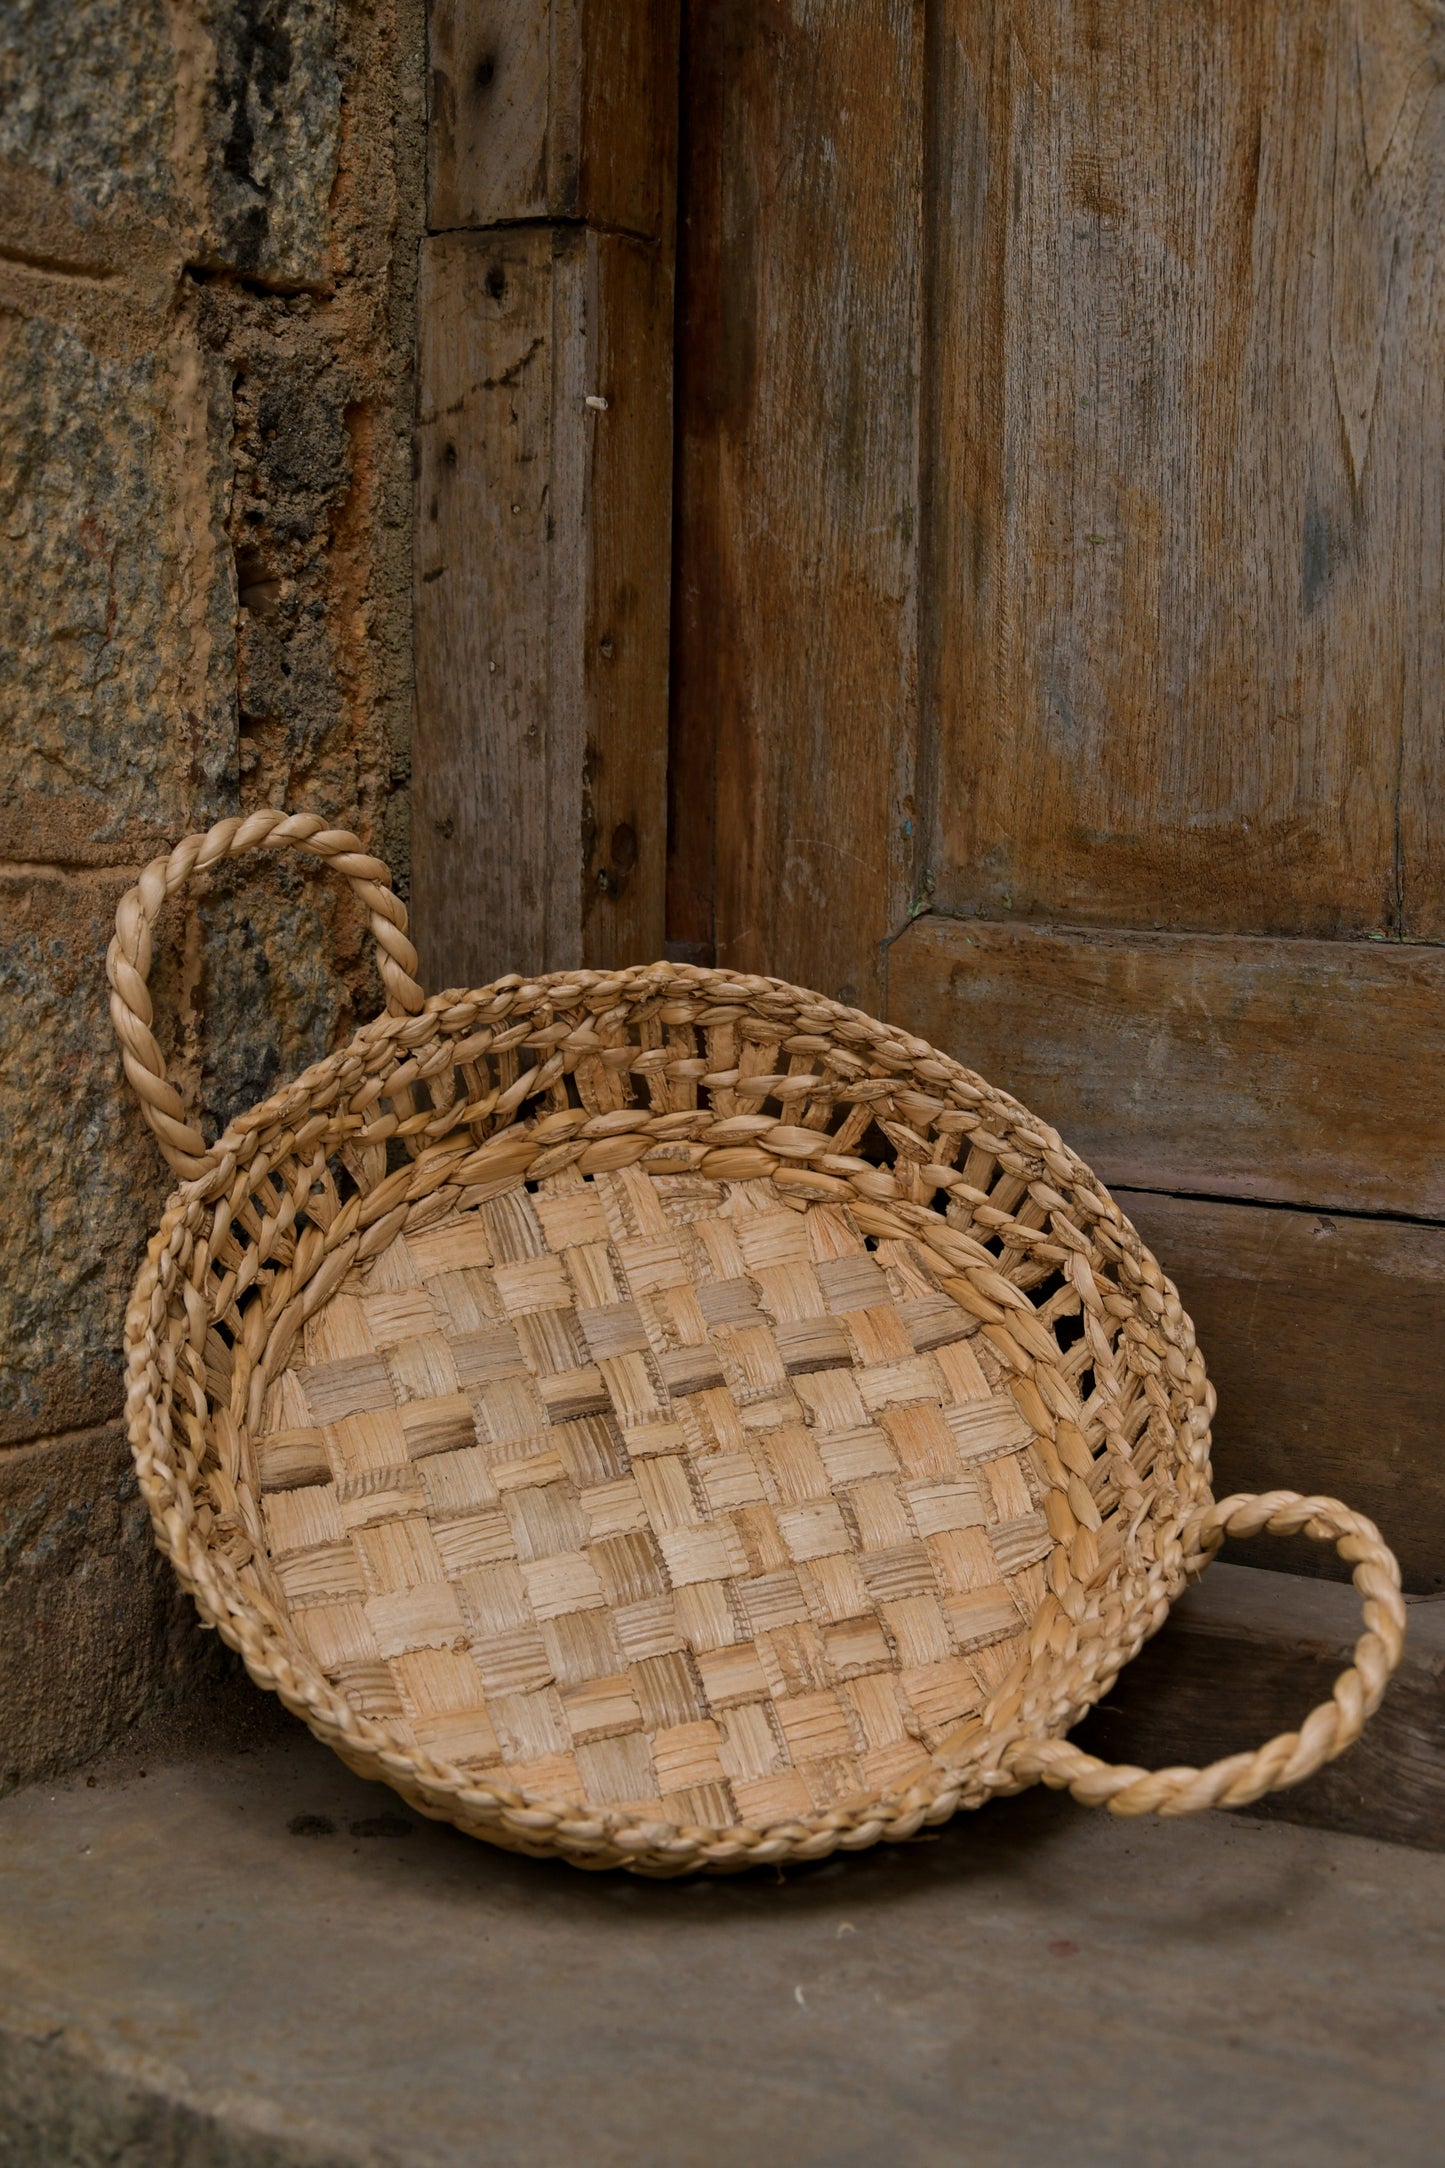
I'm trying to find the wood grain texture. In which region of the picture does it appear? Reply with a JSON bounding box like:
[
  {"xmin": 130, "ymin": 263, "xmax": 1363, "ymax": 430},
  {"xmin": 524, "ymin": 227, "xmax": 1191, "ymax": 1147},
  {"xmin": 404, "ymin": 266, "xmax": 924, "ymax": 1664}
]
[
  {"xmin": 890, "ymin": 913, "xmax": 1445, "ymax": 1216},
  {"xmin": 413, "ymin": 227, "xmax": 673, "ymax": 986},
  {"xmin": 1114, "ymin": 1191, "xmax": 1445, "ymax": 1595},
  {"xmin": 667, "ymin": 0, "xmax": 924, "ymax": 1009},
  {"xmin": 928, "ymin": 0, "xmax": 1445, "ymax": 939},
  {"xmin": 428, "ymin": 0, "xmax": 679, "ymax": 239},
  {"xmin": 1075, "ymin": 1563, "xmax": 1445, "ymax": 1850}
]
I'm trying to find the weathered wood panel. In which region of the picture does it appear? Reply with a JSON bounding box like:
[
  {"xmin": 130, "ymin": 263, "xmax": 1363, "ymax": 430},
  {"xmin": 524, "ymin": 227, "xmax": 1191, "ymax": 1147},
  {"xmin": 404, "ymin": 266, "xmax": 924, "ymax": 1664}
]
[
  {"xmin": 890, "ymin": 914, "xmax": 1445, "ymax": 1217},
  {"xmin": 413, "ymin": 226, "xmax": 672, "ymax": 986},
  {"xmin": 428, "ymin": 0, "xmax": 678, "ymax": 240},
  {"xmin": 578, "ymin": 232, "xmax": 676, "ymax": 971},
  {"xmin": 1075, "ymin": 1563, "xmax": 1445, "ymax": 1851},
  {"xmin": 1113, "ymin": 1191, "xmax": 1445, "ymax": 1595},
  {"xmin": 928, "ymin": 0, "xmax": 1445, "ymax": 938},
  {"xmin": 667, "ymin": 0, "xmax": 924, "ymax": 1009}
]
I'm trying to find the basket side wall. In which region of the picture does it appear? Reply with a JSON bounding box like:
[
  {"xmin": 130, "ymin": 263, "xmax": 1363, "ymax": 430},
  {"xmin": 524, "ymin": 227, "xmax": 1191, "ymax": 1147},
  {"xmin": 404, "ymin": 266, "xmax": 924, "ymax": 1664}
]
[{"xmin": 0, "ymin": 0, "xmax": 425, "ymax": 1789}]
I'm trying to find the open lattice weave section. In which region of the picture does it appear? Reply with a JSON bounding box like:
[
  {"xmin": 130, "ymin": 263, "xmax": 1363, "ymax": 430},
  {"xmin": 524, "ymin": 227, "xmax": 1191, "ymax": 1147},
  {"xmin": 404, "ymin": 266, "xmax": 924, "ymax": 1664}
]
[{"xmin": 260, "ymin": 1167, "xmax": 1056, "ymax": 1829}]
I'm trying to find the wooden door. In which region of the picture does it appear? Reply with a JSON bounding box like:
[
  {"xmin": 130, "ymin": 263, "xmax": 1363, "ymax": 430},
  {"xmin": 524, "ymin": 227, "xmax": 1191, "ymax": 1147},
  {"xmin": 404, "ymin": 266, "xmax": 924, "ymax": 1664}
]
[
  {"xmin": 667, "ymin": 0, "xmax": 1445, "ymax": 1589},
  {"xmin": 413, "ymin": 0, "xmax": 1444, "ymax": 1592}
]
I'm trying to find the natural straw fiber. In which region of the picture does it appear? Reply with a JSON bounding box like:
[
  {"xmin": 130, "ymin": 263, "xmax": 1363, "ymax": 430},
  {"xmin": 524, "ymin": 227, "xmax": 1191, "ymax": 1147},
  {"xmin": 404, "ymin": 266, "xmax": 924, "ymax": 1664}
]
[{"xmin": 112, "ymin": 812, "xmax": 1406, "ymax": 1871}]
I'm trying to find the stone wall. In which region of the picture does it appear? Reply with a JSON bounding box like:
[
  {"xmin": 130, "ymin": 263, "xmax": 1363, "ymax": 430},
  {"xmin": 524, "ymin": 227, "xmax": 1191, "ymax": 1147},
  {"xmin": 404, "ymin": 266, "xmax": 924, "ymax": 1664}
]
[{"xmin": 0, "ymin": 0, "xmax": 424, "ymax": 1788}]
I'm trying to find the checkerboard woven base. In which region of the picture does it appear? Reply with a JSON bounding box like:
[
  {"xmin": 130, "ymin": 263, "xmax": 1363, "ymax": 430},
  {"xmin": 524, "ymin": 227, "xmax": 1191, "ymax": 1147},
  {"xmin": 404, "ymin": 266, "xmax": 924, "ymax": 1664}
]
[{"xmin": 259, "ymin": 1167, "xmax": 1053, "ymax": 1834}]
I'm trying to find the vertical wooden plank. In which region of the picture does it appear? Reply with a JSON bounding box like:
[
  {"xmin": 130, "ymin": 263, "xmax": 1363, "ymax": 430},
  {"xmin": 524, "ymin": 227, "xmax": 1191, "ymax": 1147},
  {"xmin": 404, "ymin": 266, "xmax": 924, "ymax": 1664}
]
[
  {"xmin": 577, "ymin": 0, "xmax": 678, "ymax": 243},
  {"xmin": 663, "ymin": 1, "xmax": 724, "ymax": 965},
  {"xmin": 579, "ymin": 230, "xmax": 675, "ymax": 970},
  {"xmin": 1379, "ymin": 1, "xmax": 1445, "ymax": 939},
  {"xmin": 415, "ymin": 230, "xmax": 555, "ymax": 987},
  {"xmin": 428, "ymin": 0, "xmax": 551, "ymax": 227},
  {"xmin": 415, "ymin": 2, "xmax": 678, "ymax": 988},
  {"xmin": 668, "ymin": 0, "xmax": 924, "ymax": 1009},
  {"xmin": 927, "ymin": 0, "xmax": 1445, "ymax": 938},
  {"xmin": 429, "ymin": 0, "xmax": 677, "ymax": 241},
  {"xmin": 414, "ymin": 226, "xmax": 673, "ymax": 987}
]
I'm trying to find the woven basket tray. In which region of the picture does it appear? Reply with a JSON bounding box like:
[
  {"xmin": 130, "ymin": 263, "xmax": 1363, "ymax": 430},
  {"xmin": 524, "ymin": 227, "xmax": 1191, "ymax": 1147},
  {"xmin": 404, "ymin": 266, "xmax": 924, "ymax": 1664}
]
[{"xmin": 111, "ymin": 813, "xmax": 1406, "ymax": 1872}]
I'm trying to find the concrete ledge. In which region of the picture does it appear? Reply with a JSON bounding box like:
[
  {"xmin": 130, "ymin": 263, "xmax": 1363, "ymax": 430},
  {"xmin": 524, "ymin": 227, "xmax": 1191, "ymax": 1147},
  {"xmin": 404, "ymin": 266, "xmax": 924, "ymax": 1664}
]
[
  {"xmin": 2, "ymin": 1697, "xmax": 1444, "ymax": 2165},
  {"xmin": 0, "ymin": 2010, "xmax": 389, "ymax": 2168}
]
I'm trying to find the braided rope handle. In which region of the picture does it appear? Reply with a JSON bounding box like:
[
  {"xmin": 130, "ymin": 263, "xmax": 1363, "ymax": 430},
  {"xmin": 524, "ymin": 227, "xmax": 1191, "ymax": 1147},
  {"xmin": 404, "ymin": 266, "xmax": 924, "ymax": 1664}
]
[
  {"xmin": 1008, "ymin": 1489, "xmax": 1407, "ymax": 1815},
  {"xmin": 107, "ymin": 810, "xmax": 425, "ymax": 1181}
]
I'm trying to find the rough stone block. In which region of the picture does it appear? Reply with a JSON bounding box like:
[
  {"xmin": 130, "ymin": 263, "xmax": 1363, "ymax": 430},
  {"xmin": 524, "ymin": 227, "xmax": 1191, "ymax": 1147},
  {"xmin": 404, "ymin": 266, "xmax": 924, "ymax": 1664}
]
[
  {"xmin": 0, "ymin": 874, "xmax": 172, "ymax": 1445},
  {"xmin": 0, "ymin": 1427, "xmax": 224, "ymax": 1794},
  {"xmin": 0, "ymin": 863, "xmax": 376, "ymax": 1449},
  {"xmin": 0, "ymin": 311, "xmax": 235, "ymax": 862},
  {"xmin": 0, "ymin": 0, "xmax": 344, "ymax": 288},
  {"xmin": 201, "ymin": 0, "xmax": 343, "ymax": 288},
  {"xmin": 0, "ymin": 0, "xmax": 178, "ymax": 222}
]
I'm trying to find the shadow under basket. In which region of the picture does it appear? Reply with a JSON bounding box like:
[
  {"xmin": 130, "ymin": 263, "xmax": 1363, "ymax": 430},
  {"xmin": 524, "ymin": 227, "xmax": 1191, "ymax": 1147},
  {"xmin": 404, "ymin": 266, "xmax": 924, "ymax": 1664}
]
[{"xmin": 110, "ymin": 812, "xmax": 1406, "ymax": 1873}]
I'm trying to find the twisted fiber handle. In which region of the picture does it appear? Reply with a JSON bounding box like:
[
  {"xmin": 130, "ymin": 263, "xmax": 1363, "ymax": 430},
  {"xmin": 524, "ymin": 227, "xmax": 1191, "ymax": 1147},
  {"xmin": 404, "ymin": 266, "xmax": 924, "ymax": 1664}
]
[
  {"xmin": 1009, "ymin": 1490, "xmax": 1406, "ymax": 1816},
  {"xmin": 107, "ymin": 809, "xmax": 424, "ymax": 1181}
]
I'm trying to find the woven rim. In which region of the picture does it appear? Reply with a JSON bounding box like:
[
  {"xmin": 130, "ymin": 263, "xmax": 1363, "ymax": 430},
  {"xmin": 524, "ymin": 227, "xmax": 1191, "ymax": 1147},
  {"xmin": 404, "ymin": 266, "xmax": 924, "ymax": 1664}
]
[{"xmin": 113, "ymin": 815, "xmax": 1407, "ymax": 1872}]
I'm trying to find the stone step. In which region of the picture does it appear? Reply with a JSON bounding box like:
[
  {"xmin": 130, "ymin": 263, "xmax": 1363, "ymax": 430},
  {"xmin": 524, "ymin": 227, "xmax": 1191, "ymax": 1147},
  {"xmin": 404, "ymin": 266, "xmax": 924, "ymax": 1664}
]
[{"xmin": 2, "ymin": 1634, "xmax": 1444, "ymax": 2167}]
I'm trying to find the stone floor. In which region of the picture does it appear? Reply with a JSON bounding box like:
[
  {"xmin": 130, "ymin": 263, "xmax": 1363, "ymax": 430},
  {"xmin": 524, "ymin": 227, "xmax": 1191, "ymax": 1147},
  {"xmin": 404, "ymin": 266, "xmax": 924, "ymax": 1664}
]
[{"xmin": 2, "ymin": 1706, "xmax": 1442, "ymax": 2167}]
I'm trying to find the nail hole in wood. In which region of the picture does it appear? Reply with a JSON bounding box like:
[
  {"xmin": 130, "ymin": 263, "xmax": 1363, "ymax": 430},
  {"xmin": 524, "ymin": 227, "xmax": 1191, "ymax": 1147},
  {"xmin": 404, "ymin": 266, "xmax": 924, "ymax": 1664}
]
[{"xmin": 611, "ymin": 821, "xmax": 638, "ymax": 875}]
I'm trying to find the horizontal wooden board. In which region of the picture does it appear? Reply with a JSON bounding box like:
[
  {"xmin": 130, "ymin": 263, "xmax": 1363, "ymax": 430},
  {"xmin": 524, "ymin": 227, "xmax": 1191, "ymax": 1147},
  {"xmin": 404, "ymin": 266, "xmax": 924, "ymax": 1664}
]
[
  {"xmin": 413, "ymin": 226, "xmax": 672, "ymax": 988},
  {"xmin": 890, "ymin": 914, "xmax": 1445, "ymax": 1217},
  {"xmin": 1115, "ymin": 1191, "xmax": 1445, "ymax": 1595},
  {"xmin": 428, "ymin": 0, "xmax": 678, "ymax": 240},
  {"xmin": 668, "ymin": 0, "xmax": 924, "ymax": 1011},
  {"xmin": 1074, "ymin": 1563, "xmax": 1445, "ymax": 1852},
  {"xmin": 928, "ymin": 0, "xmax": 1445, "ymax": 939}
]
